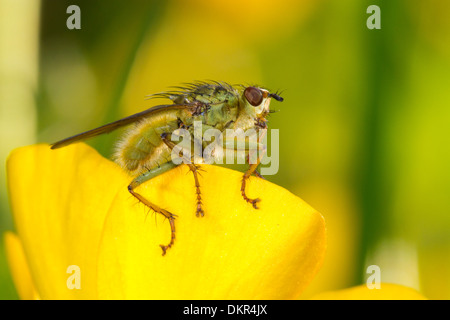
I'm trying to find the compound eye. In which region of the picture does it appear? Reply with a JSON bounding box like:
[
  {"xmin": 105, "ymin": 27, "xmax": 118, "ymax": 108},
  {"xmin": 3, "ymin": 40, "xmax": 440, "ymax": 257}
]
[{"xmin": 244, "ymin": 87, "xmax": 263, "ymax": 106}]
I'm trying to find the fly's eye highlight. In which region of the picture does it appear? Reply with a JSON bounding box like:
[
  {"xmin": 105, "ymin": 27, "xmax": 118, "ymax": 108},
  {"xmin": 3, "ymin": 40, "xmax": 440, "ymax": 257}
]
[{"xmin": 244, "ymin": 87, "xmax": 263, "ymax": 106}]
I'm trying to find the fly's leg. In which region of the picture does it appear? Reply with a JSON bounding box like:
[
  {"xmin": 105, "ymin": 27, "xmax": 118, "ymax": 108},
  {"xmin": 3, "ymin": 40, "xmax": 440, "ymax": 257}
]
[
  {"xmin": 253, "ymin": 167, "xmax": 265, "ymax": 179},
  {"xmin": 161, "ymin": 132, "xmax": 205, "ymax": 217},
  {"xmin": 241, "ymin": 160, "xmax": 264, "ymax": 209},
  {"xmin": 222, "ymin": 138, "xmax": 267, "ymax": 209},
  {"xmin": 249, "ymin": 128, "xmax": 266, "ymax": 180},
  {"xmin": 188, "ymin": 164, "xmax": 204, "ymax": 217},
  {"xmin": 128, "ymin": 161, "xmax": 179, "ymax": 256},
  {"xmin": 247, "ymin": 155, "xmax": 265, "ymax": 180}
]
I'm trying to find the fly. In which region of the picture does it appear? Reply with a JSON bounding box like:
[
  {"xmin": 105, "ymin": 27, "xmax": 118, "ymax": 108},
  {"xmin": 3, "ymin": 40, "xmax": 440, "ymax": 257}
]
[{"xmin": 51, "ymin": 81, "xmax": 283, "ymax": 255}]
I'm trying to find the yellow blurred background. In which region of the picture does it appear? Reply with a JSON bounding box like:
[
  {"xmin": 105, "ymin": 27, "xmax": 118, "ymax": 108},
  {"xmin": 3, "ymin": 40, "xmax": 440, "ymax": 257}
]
[{"xmin": 1, "ymin": 0, "xmax": 449, "ymax": 299}]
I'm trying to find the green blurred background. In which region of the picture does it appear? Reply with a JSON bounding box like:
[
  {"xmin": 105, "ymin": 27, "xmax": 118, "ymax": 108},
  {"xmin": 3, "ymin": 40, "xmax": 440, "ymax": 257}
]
[{"xmin": 1, "ymin": 0, "xmax": 449, "ymax": 299}]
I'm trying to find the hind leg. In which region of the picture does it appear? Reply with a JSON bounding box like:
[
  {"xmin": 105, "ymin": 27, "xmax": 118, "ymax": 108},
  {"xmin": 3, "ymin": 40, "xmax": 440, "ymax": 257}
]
[{"xmin": 128, "ymin": 161, "xmax": 179, "ymax": 256}]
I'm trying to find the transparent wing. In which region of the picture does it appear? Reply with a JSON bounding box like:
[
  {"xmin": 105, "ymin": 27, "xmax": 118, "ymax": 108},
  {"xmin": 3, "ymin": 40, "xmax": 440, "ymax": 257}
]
[{"xmin": 50, "ymin": 103, "xmax": 194, "ymax": 149}]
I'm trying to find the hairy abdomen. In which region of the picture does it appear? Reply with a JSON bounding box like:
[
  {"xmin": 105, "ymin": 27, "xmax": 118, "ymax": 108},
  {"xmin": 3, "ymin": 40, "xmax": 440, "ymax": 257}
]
[{"xmin": 114, "ymin": 110, "xmax": 180, "ymax": 175}]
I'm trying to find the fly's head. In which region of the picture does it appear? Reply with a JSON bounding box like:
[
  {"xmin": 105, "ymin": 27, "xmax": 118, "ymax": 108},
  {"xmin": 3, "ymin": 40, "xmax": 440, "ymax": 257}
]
[{"xmin": 242, "ymin": 86, "xmax": 283, "ymax": 120}]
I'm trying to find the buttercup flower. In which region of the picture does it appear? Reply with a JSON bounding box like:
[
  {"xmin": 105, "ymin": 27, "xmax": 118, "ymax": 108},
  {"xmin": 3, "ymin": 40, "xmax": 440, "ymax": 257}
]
[
  {"xmin": 4, "ymin": 144, "xmax": 427, "ymax": 300},
  {"xmin": 5, "ymin": 143, "xmax": 326, "ymax": 299}
]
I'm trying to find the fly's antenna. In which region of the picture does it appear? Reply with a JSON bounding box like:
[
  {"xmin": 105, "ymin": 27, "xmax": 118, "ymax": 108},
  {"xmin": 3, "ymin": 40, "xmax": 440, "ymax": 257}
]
[
  {"xmin": 269, "ymin": 93, "xmax": 284, "ymax": 102},
  {"xmin": 269, "ymin": 89, "xmax": 284, "ymax": 102}
]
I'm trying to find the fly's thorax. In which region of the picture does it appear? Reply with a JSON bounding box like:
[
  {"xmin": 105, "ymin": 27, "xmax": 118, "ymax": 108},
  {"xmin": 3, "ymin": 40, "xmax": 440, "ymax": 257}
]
[
  {"xmin": 172, "ymin": 83, "xmax": 240, "ymax": 105},
  {"xmin": 178, "ymin": 100, "xmax": 240, "ymax": 133},
  {"xmin": 192, "ymin": 84, "xmax": 238, "ymax": 104},
  {"xmin": 203, "ymin": 101, "xmax": 239, "ymax": 130}
]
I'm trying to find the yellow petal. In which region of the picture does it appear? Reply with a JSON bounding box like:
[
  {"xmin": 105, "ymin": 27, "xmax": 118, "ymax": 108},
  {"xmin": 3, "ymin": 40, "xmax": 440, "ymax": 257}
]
[
  {"xmin": 6, "ymin": 143, "xmax": 129, "ymax": 299},
  {"xmin": 4, "ymin": 232, "xmax": 39, "ymax": 300},
  {"xmin": 311, "ymin": 283, "xmax": 427, "ymax": 300},
  {"xmin": 97, "ymin": 165, "xmax": 326, "ymax": 299},
  {"xmin": 7, "ymin": 143, "xmax": 326, "ymax": 299}
]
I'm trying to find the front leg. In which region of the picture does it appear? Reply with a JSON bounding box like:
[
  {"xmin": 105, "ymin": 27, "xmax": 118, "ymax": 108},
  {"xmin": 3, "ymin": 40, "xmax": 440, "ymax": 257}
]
[
  {"xmin": 222, "ymin": 138, "xmax": 267, "ymax": 209},
  {"xmin": 241, "ymin": 162, "xmax": 263, "ymax": 209},
  {"xmin": 252, "ymin": 166, "xmax": 265, "ymax": 179},
  {"xmin": 246, "ymin": 154, "xmax": 265, "ymax": 180}
]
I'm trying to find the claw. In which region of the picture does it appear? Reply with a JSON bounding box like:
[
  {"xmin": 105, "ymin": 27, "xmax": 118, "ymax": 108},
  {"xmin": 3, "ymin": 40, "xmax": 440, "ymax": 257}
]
[
  {"xmin": 251, "ymin": 198, "xmax": 261, "ymax": 209},
  {"xmin": 196, "ymin": 207, "xmax": 205, "ymax": 217},
  {"xmin": 241, "ymin": 176, "xmax": 261, "ymax": 209},
  {"xmin": 160, "ymin": 244, "xmax": 169, "ymax": 256}
]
